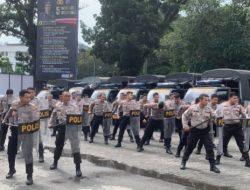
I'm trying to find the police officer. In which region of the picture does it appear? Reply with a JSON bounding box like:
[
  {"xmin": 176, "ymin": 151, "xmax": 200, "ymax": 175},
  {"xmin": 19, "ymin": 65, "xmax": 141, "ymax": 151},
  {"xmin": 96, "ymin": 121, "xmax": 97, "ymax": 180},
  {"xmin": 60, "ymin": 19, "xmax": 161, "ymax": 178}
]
[
  {"xmin": 0, "ymin": 89, "xmax": 17, "ymax": 151},
  {"xmin": 81, "ymin": 94, "xmax": 91, "ymax": 141},
  {"xmin": 89, "ymin": 93, "xmax": 110, "ymax": 144},
  {"xmin": 180, "ymin": 94, "xmax": 220, "ymax": 173},
  {"xmin": 5, "ymin": 89, "xmax": 40, "ymax": 185},
  {"xmin": 27, "ymin": 87, "xmax": 44, "ymax": 163},
  {"xmin": 137, "ymin": 92, "xmax": 165, "ymax": 152},
  {"xmin": 195, "ymin": 94, "xmax": 218, "ymax": 154},
  {"xmin": 215, "ymin": 93, "xmax": 250, "ymax": 167},
  {"xmin": 50, "ymin": 94, "xmax": 62, "ymax": 137},
  {"xmin": 139, "ymin": 94, "xmax": 149, "ymax": 129},
  {"xmin": 115, "ymin": 91, "xmax": 138, "ymax": 148},
  {"xmin": 49, "ymin": 91, "xmax": 83, "ymax": 177}
]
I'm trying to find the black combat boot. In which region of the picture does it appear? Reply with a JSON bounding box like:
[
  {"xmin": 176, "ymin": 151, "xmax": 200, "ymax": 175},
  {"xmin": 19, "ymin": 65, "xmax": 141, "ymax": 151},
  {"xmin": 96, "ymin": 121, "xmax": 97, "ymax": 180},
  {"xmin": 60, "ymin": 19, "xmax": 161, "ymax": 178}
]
[
  {"xmin": 134, "ymin": 135, "xmax": 141, "ymax": 150},
  {"xmin": 127, "ymin": 129, "xmax": 134, "ymax": 143},
  {"xmin": 6, "ymin": 155, "xmax": 16, "ymax": 179},
  {"xmin": 175, "ymin": 149, "xmax": 181, "ymax": 158},
  {"xmin": 115, "ymin": 139, "xmax": 122, "ymax": 148},
  {"xmin": 39, "ymin": 143, "xmax": 44, "ymax": 163},
  {"xmin": 50, "ymin": 160, "xmax": 58, "ymax": 170},
  {"xmin": 223, "ymin": 152, "xmax": 233, "ymax": 158},
  {"xmin": 165, "ymin": 138, "xmax": 173, "ymax": 155},
  {"xmin": 26, "ymin": 163, "xmax": 33, "ymax": 185},
  {"xmin": 89, "ymin": 137, "xmax": 93, "ymax": 143},
  {"xmin": 215, "ymin": 155, "xmax": 221, "ymax": 165},
  {"xmin": 74, "ymin": 153, "xmax": 82, "ymax": 177},
  {"xmin": 104, "ymin": 136, "xmax": 109, "ymax": 145},
  {"xmin": 180, "ymin": 161, "xmax": 186, "ymax": 170},
  {"xmin": 244, "ymin": 154, "xmax": 250, "ymax": 167},
  {"xmin": 210, "ymin": 164, "xmax": 220, "ymax": 173}
]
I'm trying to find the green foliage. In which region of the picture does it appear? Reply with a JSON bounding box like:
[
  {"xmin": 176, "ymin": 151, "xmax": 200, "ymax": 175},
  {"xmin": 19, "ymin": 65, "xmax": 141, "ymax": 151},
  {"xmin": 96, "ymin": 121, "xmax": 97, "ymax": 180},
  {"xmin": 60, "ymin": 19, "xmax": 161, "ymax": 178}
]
[
  {"xmin": 155, "ymin": 0, "xmax": 250, "ymax": 73},
  {"xmin": 81, "ymin": 0, "xmax": 187, "ymax": 75},
  {"xmin": 77, "ymin": 50, "xmax": 119, "ymax": 79},
  {"xmin": 15, "ymin": 52, "xmax": 31, "ymax": 74},
  {"xmin": 0, "ymin": 0, "xmax": 37, "ymax": 75},
  {"xmin": 0, "ymin": 56, "xmax": 13, "ymax": 73}
]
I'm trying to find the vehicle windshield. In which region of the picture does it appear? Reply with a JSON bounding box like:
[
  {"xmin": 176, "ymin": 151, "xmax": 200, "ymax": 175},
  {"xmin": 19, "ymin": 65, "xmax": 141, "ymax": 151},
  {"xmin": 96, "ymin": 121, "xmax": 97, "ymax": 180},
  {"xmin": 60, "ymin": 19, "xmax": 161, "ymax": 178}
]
[
  {"xmin": 147, "ymin": 89, "xmax": 172, "ymax": 102},
  {"xmin": 91, "ymin": 89, "xmax": 110, "ymax": 100},
  {"xmin": 184, "ymin": 88, "xmax": 216, "ymax": 103}
]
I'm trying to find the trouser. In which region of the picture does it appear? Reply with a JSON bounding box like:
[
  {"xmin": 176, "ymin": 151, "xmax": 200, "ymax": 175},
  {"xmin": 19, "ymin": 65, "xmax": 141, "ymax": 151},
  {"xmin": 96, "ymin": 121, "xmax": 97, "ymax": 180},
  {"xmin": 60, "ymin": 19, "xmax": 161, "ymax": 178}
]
[
  {"xmin": 117, "ymin": 116, "xmax": 130, "ymax": 143},
  {"xmin": 164, "ymin": 117, "xmax": 175, "ymax": 148},
  {"xmin": 223, "ymin": 123, "xmax": 249, "ymax": 158},
  {"xmin": 182, "ymin": 127, "xmax": 215, "ymax": 164},
  {"xmin": 197, "ymin": 139, "xmax": 203, "ymax": 151},
  {"xmin": 7, "ymin": 126, "xmax": 18, "ymax": 171},
  {"xmin": 112, "ymin": 118, "xmax": 121, "ymax": 137},
  {"xmin": 102, "ymin": 118, "xmax": 111, "ymax": 138},
  {"xmin": 140, "ymin": 119, "xmax": 164, "ymax": 146},
  {"xmin": 175, "ymin": 118, "xmax": 183, "ymax": 140},
  {"xmin": 53, "ymin": 126, "xmax": 81, "ymax": 164},
  {"xmin": 82, "ymin": 125, "xmax": 90, "ymax": 137},
  {"xmin": 140, "ymin": 113, "xmax": 147, "ymax": 129},
  {"xmin": 90, "ymin": 115, "xmax": 103, "ymax": 138},
  {"xmin": 0, "ymin": 123, "xmax": 9, "ymax": 148},
  {"xmin": 176, "ymin": 130, "xmax": 189, "ymax": 153}
]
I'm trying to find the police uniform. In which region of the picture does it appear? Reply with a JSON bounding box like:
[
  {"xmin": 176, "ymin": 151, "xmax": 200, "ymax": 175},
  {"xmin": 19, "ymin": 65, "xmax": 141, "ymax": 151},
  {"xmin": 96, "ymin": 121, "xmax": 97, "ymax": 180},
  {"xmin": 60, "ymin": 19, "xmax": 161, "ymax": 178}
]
[
  {"xmin": 164, "ymin": 100, "xmax": 177, "ymax": 154},
  {"xmin": 175, "ymin": 104, "xmax": 190, "ymax": 157},
  {"xmin": 0, "ymin": 94, "xmax": 17, "ymax": 151},
  {"xmin": 139, "ymin": 99, "xmax": 149, "ymax": 129},
  {"xmin": 89, "ymin": 99, "xmax": 110, "ymax": 144},
  {"xmin": 215, "ymin": 102, "xmax": 250, "ymax": 167},
  {"xmin": 138, "ymin": 102, "xmax": 164, "ymax": 152},
  {"xmin": 111, "ymin": 99, "xmax": 134, "ymax": 142},
  {"xmin": 196, "ymin": 102, "xmax": 218, "ymax": 154},
  {"xmin": 115, "ymin": 99, "xmax": 138, "ymax": 147},
  {"xmin": 6, "ymin": 99, "xmax": 40, "ymax": 185},
  {"xmin": 180, "ymin": 104, "xmax": 220, "ymax": 173},
  {"xmin": 49, "ymin": 101, "xmax": 83, "ymax": 177},
  {"xmin": 81, "ymin": 97, "xmax": 91, "ymax": 141},
  {"xmin": 129, "ymin": 101, "xmax": 141, "ymax": 148}
]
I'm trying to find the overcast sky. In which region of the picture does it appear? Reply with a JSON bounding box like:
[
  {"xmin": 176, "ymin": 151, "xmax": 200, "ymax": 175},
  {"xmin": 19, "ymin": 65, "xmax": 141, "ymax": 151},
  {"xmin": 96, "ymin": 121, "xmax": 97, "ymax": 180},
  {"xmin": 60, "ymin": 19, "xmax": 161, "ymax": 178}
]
[{"xmin": 0, "ymin": 0, "xmax": 101, "ymax": 44}]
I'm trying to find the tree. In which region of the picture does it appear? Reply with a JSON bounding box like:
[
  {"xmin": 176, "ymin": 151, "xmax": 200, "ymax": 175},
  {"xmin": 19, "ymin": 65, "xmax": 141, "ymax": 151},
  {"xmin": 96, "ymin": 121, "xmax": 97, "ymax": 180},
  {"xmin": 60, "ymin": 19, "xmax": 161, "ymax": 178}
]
[
  {"xmin": 81, "ymin": 0, "xmax": 187, "ymax": 75},
  {"xmin": 77, "ymin": 50, "xmax": 119, "ymax": 78},
  {"xmin": 0, "ymin": 56, "xmax": 13, "ymax": 73},
  {"xmin": 0, "ymin": 1, "xmax": 37, "ymax": 77},
  {"xmin": 15, "ymin": 52, "xmax": 31, "ymax": 74},
  {"xmin": 155, "ymin": 0, "xmax": 250, "ymax": 73}
]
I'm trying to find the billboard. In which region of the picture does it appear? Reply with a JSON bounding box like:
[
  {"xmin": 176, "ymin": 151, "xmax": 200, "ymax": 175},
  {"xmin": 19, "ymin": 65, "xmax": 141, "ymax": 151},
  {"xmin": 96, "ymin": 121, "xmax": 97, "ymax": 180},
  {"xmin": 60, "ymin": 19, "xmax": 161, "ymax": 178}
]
[{"xmin": 36, "ymin": 0, "xmax": 79, "ymax": 80}]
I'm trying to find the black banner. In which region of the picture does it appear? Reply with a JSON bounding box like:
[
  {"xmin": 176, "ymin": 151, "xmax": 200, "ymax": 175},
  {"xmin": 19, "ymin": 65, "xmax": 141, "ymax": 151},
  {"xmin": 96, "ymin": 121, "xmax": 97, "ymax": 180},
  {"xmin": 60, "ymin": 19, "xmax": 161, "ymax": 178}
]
[
  {"xmin": 66, "ymin": 114, "xmax": 83, "ymax": 125},
  {"xmin": 103, "ymin": 112, "xmax": 113, "ymax": 119},
  {"xmin": 130, "ymin": 110, "xmax": 140, "ymax": 117},
  {"xmin": 164, "ymin": 110, "xmax": 175, "ymax": 118},
  {"xmin": 36, "ymin": 0, "xmax": 79, "ymax": 80},
  {"xmin": 40, "ymin": 109, "xmax": 50, "ymax": 119},
  {"xmin": 18, "ymin": 120, "xmax": 40, "ymax": 134}
]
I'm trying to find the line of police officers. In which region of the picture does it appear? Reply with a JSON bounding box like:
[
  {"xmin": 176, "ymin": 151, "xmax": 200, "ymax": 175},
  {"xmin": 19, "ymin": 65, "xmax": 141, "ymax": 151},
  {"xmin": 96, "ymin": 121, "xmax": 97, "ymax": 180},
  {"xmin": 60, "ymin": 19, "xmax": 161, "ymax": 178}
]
[{"xmin": 1, "ymin": 88, "xmax": 250, "ymax": 185}]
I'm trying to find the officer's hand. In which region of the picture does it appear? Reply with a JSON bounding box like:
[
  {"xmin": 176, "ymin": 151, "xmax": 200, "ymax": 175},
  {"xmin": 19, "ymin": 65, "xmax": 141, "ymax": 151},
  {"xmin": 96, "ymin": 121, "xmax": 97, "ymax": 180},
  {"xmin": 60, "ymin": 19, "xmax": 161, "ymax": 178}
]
[
  {"xmin": 12, "ymin": 110, "xmax": 17, "ymax": 117},
  {"xmin": 48, "ymin": 125, "xmax": 53, "ymax": 129},
  {"xmin": 183, "ymin": 126, "xmax": 190, "ymax": 132}
]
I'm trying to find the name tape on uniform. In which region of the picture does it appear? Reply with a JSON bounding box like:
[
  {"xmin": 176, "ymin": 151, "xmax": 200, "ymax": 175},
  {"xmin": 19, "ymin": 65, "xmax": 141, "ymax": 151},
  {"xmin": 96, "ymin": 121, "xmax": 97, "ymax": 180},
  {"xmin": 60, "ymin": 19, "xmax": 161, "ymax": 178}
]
[
  {"xmin": 40, "ymin": 110, "xmax": 50, "ymax": 119},
  {"xmin": 83, "ymin": 105, "xmax": 89, "ymax": 112},
  {"xmin": 164, "ymin": 110, "xmax": 175, "ymax": 118},
  {"xmin": 66, "ymin": 114, "xmax": 83, "ymax": 125},
  {"xmin": 130, "ymin": 110, "xmax": 140, "ymax": 117},
  {"xmin": 103, "ymin": 112, "xmax": 113, "ymax": 118},
  {"xmin": 18, "ymin": 120, "xmax": 40, "ymax": 134},
  {"xmin": 216, "ymin": 117, "xmax": 224, "ymax": 127}
]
